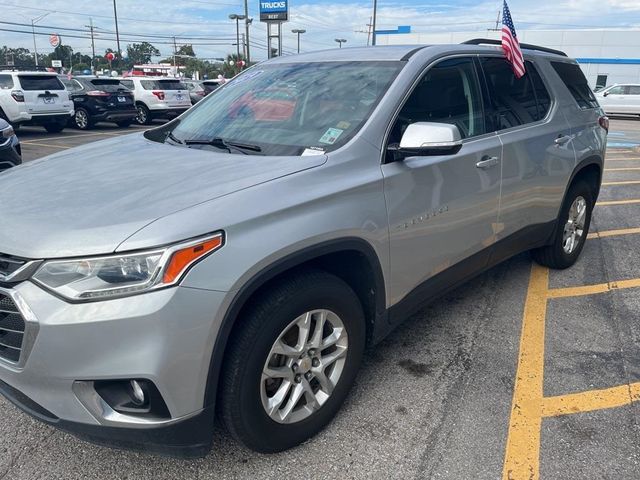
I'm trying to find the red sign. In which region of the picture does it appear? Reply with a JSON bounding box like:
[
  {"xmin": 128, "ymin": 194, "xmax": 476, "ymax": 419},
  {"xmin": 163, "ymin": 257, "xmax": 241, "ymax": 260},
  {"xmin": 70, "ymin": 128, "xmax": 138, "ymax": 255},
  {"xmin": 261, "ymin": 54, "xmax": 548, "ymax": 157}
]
[
  {"xmin": 49, "ymin": 34, "xmax": 60, "ymax": 48},
  {"xmin": 105, "ymin": 52, "xmax": 115, "ymax": 62}
]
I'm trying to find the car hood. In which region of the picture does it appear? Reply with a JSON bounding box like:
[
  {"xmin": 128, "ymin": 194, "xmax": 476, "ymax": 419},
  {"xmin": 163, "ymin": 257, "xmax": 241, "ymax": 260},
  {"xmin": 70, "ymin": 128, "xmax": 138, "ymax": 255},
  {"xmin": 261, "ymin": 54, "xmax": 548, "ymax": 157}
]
[{"xmin": 0, "ymin": 133, "xmax": 326, "ymax": 258}]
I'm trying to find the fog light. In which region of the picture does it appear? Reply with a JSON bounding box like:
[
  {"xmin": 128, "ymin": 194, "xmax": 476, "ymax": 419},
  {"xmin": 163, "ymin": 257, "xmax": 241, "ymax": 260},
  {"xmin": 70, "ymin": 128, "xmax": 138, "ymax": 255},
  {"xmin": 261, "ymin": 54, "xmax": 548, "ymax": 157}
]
[{"xmin": 130, "ymin": 380, "xmax": 145, "ymax": 406}]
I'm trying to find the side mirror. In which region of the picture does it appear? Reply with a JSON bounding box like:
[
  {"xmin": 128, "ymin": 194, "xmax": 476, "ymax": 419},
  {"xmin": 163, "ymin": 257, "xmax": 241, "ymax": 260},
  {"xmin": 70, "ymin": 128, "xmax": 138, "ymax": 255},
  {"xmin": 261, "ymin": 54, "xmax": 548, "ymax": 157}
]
[
  {"xmin": 396, "ymin": 122, "xmax": 463, "ymax": 157},
  {"xmin": 603, "ymin": 91, "xmax": 609, "ymax": 97}
]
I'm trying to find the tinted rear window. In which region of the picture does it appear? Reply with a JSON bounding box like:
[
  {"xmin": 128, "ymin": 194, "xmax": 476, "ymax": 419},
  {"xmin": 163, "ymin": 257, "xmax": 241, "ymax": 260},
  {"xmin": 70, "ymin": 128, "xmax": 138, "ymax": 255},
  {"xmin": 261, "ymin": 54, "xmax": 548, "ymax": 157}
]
[
  {"xmin": 551, "ymin": 62, "xmax": 598, "ymax": 109},
  {"xmin": 141, "ymin": 80, "xmax": 186, "ymax": 90},
  {"xmin": 90, "ymin": 79, "xmax": 127, "ymax": 92},
  {"xmin": 0, "ymin": 75, "xmax": 14, "ymax": 89},
  {"xmin": 18, "ymin": 75, "xmax": 65, "ymax": 91}
]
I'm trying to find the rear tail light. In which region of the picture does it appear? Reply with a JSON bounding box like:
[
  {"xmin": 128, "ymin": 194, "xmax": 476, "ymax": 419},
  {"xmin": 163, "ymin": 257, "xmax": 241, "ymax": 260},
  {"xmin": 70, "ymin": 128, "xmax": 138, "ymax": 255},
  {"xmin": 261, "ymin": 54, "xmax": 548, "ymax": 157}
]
[
  {"xmin": 86, "ymin": 90, "xmax": 110, "ymax": 97},
  {"xmin": 196, "ymin": 91, "xmax": 205, "ymax": 96},
  {"xmin": 11, "ymin": 90, "xmax": 24, "ymax": 102},
  {"xmin": 599, "ymin": 116, "xmax": 609, "ymax": 132},
  {"xmin": 151, "ymin": 91, "xmax": 165, "ymax": 100}
]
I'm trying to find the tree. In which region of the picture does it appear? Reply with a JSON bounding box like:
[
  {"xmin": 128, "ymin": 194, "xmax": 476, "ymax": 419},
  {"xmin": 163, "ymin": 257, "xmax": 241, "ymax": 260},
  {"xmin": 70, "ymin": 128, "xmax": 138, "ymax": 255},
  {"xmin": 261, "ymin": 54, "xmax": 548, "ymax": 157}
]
[
  {"xmin": 0, "ymin": 46, "xmax": 35, "ymax": 67},
  {"xmin": 50, "ymin": 44, "xmax": 74, "ymax": 67},
  {"xmin": 221, "ymin": 53, "xmax": 246, "ymax": 78},
  {"xmin": 126, "ymin": 42, "xmax": 161, "ymax": 65}
]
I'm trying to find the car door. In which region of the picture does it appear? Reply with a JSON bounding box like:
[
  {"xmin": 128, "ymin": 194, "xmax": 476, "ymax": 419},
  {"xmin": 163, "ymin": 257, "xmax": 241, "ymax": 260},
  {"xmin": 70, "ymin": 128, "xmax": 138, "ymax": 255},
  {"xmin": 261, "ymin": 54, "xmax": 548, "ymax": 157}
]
[
  {"xmin": 600, "ymin": 85, "xmax": 626, "ymax": 113},
  {"xmin": 624, "ymin": 85, "xmax": 640, "ymax": 114},
  {"xmin": 382, "ymin": 56, "xmax": 502, "ymax": 310},
  {"xmin": 478, "ymin": 56, "xmax": 576, "ymax": 248}
]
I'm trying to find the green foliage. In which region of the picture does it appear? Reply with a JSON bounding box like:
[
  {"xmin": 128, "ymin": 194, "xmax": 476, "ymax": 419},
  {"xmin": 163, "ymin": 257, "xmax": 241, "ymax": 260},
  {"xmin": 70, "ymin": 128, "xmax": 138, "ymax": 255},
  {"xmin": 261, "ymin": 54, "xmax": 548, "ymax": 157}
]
[{"xmin": 126, "ymin": 42, "xmax": 161, "ymax": 65}]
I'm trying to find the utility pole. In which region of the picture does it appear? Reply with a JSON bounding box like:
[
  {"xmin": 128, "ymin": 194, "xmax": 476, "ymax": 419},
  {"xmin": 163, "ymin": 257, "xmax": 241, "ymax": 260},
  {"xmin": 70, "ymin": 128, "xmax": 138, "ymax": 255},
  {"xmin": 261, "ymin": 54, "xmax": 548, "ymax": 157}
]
[
  {"xmin": 173, "ymin": 36, "xmax": 177, "ymax": 69},
  {"xmin": 85, "ymin": 19, "xmax": 97, "ymax": 74},
  {"xmin": 31, "ymin": 12, "xmax": 50, "ymax": 66},
  {"xmin": 244, "ymin": 0, "xmax": 250, "ymax": 64},
  {"xmin": 367, "ymin": 16, "xmax": 373, "ymax": 46},
  {"xmin": 372, "ymin": 0, "xmax": 378, "ymax": 46},
  {"xmin": 241, "ymin": 33, "xmax": 246, "ymax": 60},
  {"xmin": 113, "ymin": 0, "xmax": 121, "ymax": 60}
]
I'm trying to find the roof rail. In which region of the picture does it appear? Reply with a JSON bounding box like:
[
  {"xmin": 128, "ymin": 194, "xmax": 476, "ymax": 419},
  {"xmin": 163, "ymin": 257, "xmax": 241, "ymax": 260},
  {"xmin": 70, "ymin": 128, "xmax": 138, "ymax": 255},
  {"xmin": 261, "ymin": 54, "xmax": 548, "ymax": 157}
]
[
  {"xmin": 462, "ymin": 38, "xmax": 568, "ymax": 57},
  {"xmin": 0, "ymin": 65, "xmax": 50, "ymax": 72}
]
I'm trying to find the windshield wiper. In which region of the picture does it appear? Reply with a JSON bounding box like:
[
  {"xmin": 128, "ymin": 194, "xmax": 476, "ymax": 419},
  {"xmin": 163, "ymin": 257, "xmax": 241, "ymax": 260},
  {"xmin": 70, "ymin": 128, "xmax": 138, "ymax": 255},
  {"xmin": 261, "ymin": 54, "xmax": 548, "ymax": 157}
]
[
  {"xmin": 165, "ymin": 131, "xmax": 184, "ymax": 145},
  {"xmin": 183, "ymin": 137, "xmax": 262, "ymax": 154}
]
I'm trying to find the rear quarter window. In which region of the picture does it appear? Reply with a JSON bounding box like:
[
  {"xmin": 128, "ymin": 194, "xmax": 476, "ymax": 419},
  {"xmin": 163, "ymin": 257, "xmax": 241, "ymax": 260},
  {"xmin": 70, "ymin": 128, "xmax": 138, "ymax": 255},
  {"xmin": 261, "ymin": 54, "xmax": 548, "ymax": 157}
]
[
  {"xmin": 0, "ymin": 75, "xmax": 14, "ymax": 89},
  {"xmin": 551, "ymin": 62, "xmax": 599, "ymax": 109},
  {"xmin": 18, "ymin": 75, "xmax": 65, "ymax": 91}
]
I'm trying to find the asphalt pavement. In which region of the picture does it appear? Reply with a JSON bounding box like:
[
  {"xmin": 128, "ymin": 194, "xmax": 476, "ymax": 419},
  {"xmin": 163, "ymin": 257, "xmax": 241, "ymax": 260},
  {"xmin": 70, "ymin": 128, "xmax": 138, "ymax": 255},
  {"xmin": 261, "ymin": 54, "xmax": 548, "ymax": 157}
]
[{"xmin": 2, "ymin": 118, "xmax": 640, "ymax": 479}]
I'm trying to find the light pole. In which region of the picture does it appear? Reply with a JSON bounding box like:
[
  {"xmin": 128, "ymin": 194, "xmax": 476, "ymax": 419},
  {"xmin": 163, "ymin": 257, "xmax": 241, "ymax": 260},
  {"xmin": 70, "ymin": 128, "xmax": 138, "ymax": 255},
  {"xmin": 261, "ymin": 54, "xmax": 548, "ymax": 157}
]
[
  {"xmin": 292, "ymin": 29, "xmax": 306, "ymax": 54},
  {"xmin": 229, "ymin": 14, "xmax": 246, "ymax": 60},
  {"xmin": 31, "ymin": 12, "xmax": 50, "ymax": 67},
  {"xmin": 372, "ymin": 0, "xmax": 378, "ymax": 46},
  {"xmin": 243, "ymin": 0, "xmax": 251, "ymax": 64},
  {"xmin": 113, "ymin": 0, "xmax": 121, "ymax": 61},
  {"xmin": 334, "ymin": 38, "xmax": 347, "ymax": 48}
]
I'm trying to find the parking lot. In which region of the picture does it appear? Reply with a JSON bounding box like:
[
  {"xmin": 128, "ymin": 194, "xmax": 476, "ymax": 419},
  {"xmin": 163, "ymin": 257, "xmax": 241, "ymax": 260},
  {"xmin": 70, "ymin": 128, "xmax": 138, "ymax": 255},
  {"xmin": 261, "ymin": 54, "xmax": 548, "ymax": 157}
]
[{"xmin": 1, "ymin": 118, "xmax": 639, "ymax": 479}]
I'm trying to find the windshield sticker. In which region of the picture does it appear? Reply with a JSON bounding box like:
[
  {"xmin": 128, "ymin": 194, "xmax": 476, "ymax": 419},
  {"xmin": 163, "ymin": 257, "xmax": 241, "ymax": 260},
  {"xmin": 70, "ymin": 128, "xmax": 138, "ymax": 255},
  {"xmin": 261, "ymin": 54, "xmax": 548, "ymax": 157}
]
[
  {"xmin": 319, "ymin": 128, "xmax": 344, "ymax": 145},
  {"xmin": 336, "ymin": 121, "xmax": 351, "ymax": 130},
  {"xmin": 224, "ymin": 70, "xmax": 264, "ymax": 88},
  {"xmin": 302, "ymin": 147, "xmax": 325, "ymax": 156}
]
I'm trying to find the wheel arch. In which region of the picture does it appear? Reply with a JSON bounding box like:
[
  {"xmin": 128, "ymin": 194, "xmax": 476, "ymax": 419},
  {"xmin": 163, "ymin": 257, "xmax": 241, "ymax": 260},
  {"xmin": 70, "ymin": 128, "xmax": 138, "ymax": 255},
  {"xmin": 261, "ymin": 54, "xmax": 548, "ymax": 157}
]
[
  {"xmin": 568, "ymin": 155, "xmax": 603, "ymax": 202},
  {"xmin": 203, "ymin": 237, "xmax": 387, "ymax": 408}
]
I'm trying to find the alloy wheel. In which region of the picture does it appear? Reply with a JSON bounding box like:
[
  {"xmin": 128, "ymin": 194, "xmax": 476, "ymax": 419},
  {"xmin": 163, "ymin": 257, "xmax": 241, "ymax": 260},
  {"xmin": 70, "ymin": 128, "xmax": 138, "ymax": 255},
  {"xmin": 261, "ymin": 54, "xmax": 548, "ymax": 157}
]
[
  {"xmin": 260, "ymin": 309, "xmax": 348, "ymax": 424},
  {"xmin": 562, "ymin": 196, "xmax": 587, "ymax": 254},
  {"xmin": 75, "ymin": 110, "xmax": 88, "ymax": 129}
]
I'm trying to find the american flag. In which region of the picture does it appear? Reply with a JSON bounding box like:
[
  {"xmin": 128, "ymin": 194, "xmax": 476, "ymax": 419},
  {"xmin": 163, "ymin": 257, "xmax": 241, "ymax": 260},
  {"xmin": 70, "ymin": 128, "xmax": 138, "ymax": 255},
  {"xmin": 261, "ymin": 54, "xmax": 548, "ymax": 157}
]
[{"xmin": 501, "ymin": 0, "xmax": 526, "ymax": 78}]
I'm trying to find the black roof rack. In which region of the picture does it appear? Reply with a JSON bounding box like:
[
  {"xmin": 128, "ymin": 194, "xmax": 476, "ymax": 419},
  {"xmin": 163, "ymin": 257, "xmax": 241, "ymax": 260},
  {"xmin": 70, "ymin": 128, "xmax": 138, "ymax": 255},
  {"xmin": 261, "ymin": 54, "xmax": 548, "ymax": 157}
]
[{"xmin": 462, "ymin": 38, "xmax": 567, "ymax": 57}]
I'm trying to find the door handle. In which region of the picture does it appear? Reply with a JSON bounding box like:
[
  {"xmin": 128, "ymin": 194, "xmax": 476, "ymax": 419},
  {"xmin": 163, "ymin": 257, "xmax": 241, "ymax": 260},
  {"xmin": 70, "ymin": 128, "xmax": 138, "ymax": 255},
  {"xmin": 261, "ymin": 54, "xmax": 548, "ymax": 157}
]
[
  {"xmin": 476, "ymin": 156, "xmax": 499, "ymax": 169},
  {"xmin": 554, "ymin": 134, "xmax": 572, "ymax": 145}
]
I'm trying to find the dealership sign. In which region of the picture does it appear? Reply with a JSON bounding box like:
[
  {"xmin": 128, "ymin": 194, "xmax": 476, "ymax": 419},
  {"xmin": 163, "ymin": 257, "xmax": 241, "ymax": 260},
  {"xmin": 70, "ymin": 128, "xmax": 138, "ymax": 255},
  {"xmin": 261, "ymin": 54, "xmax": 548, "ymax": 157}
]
[{"xmin": 259, "ymin": 0, "xmax": 288, "ymax": 21}]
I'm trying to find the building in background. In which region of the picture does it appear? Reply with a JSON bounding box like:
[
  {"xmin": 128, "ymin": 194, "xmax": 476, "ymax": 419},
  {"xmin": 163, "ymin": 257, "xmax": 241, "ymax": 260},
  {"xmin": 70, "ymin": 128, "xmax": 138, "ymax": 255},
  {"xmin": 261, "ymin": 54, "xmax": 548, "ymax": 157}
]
[{"xmin": 376, "ymin": 28, "xmax": 640, "ymax": 89}]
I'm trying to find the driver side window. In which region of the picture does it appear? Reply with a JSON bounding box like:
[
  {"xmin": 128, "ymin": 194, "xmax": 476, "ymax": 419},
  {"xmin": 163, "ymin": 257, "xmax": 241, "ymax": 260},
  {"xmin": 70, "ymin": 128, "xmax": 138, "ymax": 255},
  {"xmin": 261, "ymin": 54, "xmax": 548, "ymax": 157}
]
[{"xmin": 389, "ymin": 57, "xmax": 485, "ymax": 145}]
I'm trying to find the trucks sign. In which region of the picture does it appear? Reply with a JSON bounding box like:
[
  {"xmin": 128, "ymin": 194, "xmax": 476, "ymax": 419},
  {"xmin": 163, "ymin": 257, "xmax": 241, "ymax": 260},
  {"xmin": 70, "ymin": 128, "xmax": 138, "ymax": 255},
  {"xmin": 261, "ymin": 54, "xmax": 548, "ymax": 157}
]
[{"xmin": 259, "ymin": 0, "xmax": 288, "ymax": 21}]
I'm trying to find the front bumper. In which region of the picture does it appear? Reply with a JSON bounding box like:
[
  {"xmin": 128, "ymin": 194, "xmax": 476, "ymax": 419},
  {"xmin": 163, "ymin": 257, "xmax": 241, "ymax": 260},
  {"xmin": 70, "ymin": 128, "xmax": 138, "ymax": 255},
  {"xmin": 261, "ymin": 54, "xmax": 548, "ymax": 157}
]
[
  {"xmin": 0, "ymin": 136, "xmax": 21, "ymax": 171},
  {"xmin": 0, "ymin": 281, "xmax": 227, "ymax": 456}
]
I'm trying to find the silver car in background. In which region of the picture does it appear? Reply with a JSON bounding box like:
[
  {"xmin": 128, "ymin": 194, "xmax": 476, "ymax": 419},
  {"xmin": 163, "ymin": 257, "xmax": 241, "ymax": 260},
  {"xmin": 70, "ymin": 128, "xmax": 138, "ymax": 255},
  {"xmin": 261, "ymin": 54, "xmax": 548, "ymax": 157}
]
[{"xmin": 0, "ymin": 41, "xmax": 607, "ymax": 457}]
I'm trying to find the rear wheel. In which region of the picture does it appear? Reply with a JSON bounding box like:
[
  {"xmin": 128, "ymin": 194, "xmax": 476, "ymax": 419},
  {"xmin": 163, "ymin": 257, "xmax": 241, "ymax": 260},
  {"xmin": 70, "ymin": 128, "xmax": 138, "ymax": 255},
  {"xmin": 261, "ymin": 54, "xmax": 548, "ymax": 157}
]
[
  {"xmin": 135, "ymin": 104, "xmax": 152, "ymax": 125},
  {"xmin": 532, "ymin": 180, "xmax": 594, "ymax": 269},
  {"xmin": 44, "ymin": 123, "xmax": 65, "ymax": 133},
  {"xmin": 73, "ymin": 108, "xmax": 93, "ymax": 130},
  {"xmin": 220, "ymin": 270, "xmax": 365, "ymax": 453}
]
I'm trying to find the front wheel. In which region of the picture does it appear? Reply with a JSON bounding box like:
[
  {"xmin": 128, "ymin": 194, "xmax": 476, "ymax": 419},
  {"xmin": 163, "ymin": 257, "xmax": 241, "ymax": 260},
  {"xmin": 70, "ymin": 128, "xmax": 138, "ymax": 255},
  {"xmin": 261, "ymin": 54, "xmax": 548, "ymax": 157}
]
[
  {"xmin": 219, "ymin": 270, "xmax": 365, "ymax": 453},
  {"xmin": 532, "ymin": 180, "xmax": 594, "ymax": 269},
  {"xmin": 73, "ymin": 108, "xmax": 93, "ymax": 130},
  {"xmin": 135, "ymin": 104, "xmax": 152, "ymax": 125}
]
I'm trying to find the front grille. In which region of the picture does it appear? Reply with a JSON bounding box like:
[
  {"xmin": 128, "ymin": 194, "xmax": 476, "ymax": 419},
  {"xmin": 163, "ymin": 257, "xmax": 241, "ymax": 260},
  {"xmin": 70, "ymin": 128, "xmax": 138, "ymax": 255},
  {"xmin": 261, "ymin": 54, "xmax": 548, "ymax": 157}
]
[
  {"xmin": 0, "ymin": 254, "xmax": 27, "ymax": 278},
  {"xmin": 0, "ymin": 293, "xmax": 25, "ymax": 363}
]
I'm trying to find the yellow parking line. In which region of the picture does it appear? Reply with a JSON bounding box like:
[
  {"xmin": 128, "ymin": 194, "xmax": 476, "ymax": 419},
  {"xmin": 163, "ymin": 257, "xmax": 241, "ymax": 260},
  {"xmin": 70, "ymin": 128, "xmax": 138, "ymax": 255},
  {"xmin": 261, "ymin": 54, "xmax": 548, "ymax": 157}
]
[
  {"xmin": 606, "ymin": 158, "xmax": 640, "ymax": 162},
  {"xmin": 502, "ymin": 264, "xmax": 548, "ymax": 480},
  {"xmin": 547, "ymin": 278, "xmax": 640, "ymax": 299},
  {"xmin": 602, "ymin": 180, "xmax": 640, "ymax": 186},
  {"xmin": 541, "ymin": 383, "xmax": 640, "ymax": 417},
  {"xmin": 604, "ymin": 167, "xmax": 640, "ymax": 172},
  {"xmin": 20, "ymin": 141, "xmax": 71, "ymax": 149},
  {"xmin": 588, "ymin": 227, "xmax": 640, "ymax": 239},
  {"xmin": 597, "ymin": 199, "xmax": 640, "ymax": 206}
]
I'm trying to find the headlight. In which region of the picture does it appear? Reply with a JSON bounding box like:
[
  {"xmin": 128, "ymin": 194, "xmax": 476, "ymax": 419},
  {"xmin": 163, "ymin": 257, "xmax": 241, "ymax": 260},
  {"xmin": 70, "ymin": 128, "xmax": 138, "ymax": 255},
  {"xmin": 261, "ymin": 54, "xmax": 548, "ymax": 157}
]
[{"xmin": 32, "ymin": 232, "xmax": 224, "ymax": 301}]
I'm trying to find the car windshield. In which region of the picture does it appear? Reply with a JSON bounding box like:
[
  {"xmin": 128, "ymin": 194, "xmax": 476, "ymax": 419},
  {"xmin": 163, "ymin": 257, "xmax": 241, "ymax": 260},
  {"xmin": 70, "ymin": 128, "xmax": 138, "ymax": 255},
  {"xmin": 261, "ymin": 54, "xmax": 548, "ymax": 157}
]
[{"xmin": 157, "ymin": 61, "xmax": 403, "ymax": 156}]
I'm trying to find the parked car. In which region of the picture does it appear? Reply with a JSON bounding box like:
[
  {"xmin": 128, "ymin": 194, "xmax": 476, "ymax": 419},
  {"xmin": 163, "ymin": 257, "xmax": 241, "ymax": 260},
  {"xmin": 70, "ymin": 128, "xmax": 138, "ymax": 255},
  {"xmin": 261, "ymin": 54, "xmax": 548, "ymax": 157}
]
[
  {"xmin": 0, "ymin": 118, "xmax": 21, "ymax": 171},
  {"xmin": 0, "ymin": 70, "xmax": 74, "ymax": 132},
  {"xmin": 0, "ymin": 41, "xmax": 607, "ymax": 457},
  {"xmin": 117, "ymin": 77, "xmax": 190, "ymax": 125},
  {"xmin": 58, "ymin": 76, "xmax": 137, "ymax": 129},
  {"xmin": 182, "ymin": 80, "xmax": 206, "ymax": 105},
  {"xmin": 202, "ymin": 79, "xmax": 222, "ymax": 95},
  {"xmin": 595, "ymin": 83, "xmax": 640, "ymax": 115}
]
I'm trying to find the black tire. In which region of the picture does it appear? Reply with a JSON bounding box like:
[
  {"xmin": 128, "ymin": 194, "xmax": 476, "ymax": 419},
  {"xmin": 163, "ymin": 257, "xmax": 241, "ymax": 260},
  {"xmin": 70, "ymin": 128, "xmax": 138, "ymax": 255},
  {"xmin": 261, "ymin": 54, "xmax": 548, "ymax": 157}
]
[
  {"xmin": 135, "ymin": 104, "xmax": 152, "ymax": 125},
  {"xmin": 44, "ymin": 123, "xmax": 65, "ymax": 133},
  {"xmin": 116, "ymin": 120, "xmax": 132, "ymax": 128},
  {"xmin": 73, "ymin": 108, "xmax": 94, "ymax": 130},
  {"xmin": 532, "ymin": 180, "xmax": 594, "ymax": 269},
  {"xmin": 219, "ymin": 269, "xmax": 366, "ymax": 453}
]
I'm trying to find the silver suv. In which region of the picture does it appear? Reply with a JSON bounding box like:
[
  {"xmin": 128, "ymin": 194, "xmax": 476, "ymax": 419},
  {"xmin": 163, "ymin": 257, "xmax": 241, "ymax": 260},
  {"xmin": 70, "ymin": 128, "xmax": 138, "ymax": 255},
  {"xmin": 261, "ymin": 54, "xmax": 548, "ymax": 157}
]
[{"xmin": 0, "ymin": 41, "xmax": 607, "ymax": 457}]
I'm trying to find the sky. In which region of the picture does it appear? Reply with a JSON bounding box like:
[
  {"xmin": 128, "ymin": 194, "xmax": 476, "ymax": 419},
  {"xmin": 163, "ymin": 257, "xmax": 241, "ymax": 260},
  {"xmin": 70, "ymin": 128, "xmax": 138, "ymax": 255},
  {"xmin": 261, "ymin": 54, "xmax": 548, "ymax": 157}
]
[{"xmin": 1, "ymin": 0, "xmax": 640, "ymax": 63}]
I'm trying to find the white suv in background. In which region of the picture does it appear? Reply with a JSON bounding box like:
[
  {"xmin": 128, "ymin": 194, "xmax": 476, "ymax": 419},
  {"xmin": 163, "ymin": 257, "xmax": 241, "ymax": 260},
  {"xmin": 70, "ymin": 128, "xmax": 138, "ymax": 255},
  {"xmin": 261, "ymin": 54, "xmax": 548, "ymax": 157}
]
[
  {"xmin": 118, "ymin": 77, "xmax": 191, "ymax": 125},
  {"xmin": 0, "ymin": 71, "xmax": 74, "ymax": 132},
  {"xmin": 595, "ymin": 83, "xmax": 640, "ymax": 115}
]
